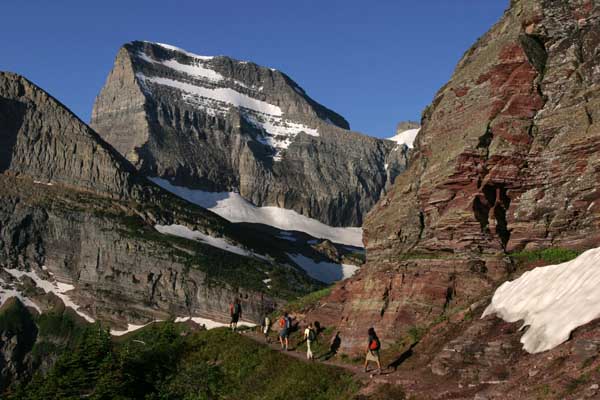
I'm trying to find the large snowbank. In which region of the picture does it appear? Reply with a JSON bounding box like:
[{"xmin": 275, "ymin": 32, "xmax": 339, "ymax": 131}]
[
  {"xmin": 150, "ymin": 178, "xmax": 363, "ymax": 247},
  {"xmin": 4, "ymin": 268, "xmax": 95, "ymax": 322},
  {"xmin": 483, "ymin": 247, "xmax": 600, "ymax": 353}
]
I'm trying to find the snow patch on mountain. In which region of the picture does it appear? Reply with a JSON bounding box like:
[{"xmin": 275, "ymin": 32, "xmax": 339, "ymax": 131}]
[
  {"xmin": 244, "ymin": 113, "xmax": 318, "ymax": 160},
  {"xmin": 483, "ymin": 247, "xmax": 600, "ymax": 353},
  {"xmin": 150, "ymin": 177, "xmax": 363, "ymax": 247},
  {"xmin": 175, "ymin": 316, "xmax": 256, "ymax": 329},
  {"xmin": 286, "ymin": 253, "xmax": 359, "ymax": 284},
  {"xmin": 0, "ymin": 275, "xmax": 41, "ymax": 312},
  {"xmin": 154, "ymin": 224, "xmax": 267, "ymax": 260},
  {"xmin": 388, "ymin": 128, "xmax": 420, "ymax": 149},
  {"xmin": 138, "ymin": 74, "xmax": 282, "ymax": 115},
  {"xmin": 137, "ymin": 52, "xmax": 224, "ymax": 82},
  {"xmin": 2, "ymin": 268, "xmax": 95, "ymax": 322},
  {"xmin": 134, "ymin": 42, "xmax": 322, "ymax": 161},
  {"xmin": 150, "ymin": 42, "xmax": 214, "ymax": 60}
]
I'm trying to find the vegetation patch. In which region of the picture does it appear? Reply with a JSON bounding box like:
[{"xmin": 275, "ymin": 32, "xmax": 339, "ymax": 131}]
[
  {"xmin": 9, "ymin": 321, "xmax": 359, "ymax": 400},
  {"xmin": 510, "ymin": 247, "xmax": 581, "ymax": 267},
  {"xmin": 283, "ymin": 287, "xmax": 332, "ymax": 313}
]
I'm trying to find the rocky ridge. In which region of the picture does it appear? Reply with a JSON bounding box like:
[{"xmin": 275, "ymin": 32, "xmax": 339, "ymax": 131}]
[
  {"xmin": 90, "ymin": 41, "xmax": 409, "ymax": 227},
  {"xmin": 307, "ymin": 0, "xmax": 600, "ymax": 361}
]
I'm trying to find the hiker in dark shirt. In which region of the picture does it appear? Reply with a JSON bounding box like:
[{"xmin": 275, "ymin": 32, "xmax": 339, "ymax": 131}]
[{"xmin": 229, "ymin": 298, "xmax": 242, "ymax": 332}]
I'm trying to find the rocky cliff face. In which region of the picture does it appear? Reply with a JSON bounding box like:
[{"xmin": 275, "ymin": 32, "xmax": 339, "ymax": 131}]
[
  {"xmin": 0, "ymin": 72, "xmax": 139, "ymax": 198},
  {"xmin": 0, "ymin": 72, "xmax": 322, "ymax": 333},
  {"xmin": 90, "ymin": 41, "xmax": 408, "ymax": 227},
  {"xmin": 307, "ymin": 0, "xmax": 600, "ymax": 354}
]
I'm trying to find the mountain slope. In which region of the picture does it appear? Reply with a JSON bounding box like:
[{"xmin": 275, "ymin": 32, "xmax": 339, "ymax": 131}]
[
  {"xmin": 90, "ymin": 41, "xmax": 408, "ymax": 227},
  {"xmin": 0, "ymin": 72, "xmax": 325, "ymax": 337},
  {"xmin": 307, "ymin": 0, "xmax": 600, "ymax": 355}
]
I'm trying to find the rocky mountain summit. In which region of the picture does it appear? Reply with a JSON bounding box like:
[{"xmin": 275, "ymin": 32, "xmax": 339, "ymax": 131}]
[
  {"xmin": 306, "ymin": 0, "xmax": 600, "ymax": 388},
  {"xmin": 90, "ymin": 41, "xmax": 408, "ymax": 227}
]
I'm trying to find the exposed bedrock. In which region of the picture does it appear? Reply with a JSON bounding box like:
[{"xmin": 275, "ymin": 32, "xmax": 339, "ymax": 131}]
[{"xmin": 308, "ymin": 0, "xmax": 600, "ymax": 353}]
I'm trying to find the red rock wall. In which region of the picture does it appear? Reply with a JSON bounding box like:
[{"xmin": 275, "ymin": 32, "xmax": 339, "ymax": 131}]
[{"xmin": 308, "ymin": 0, "xmax": 600, "ymax": 354}]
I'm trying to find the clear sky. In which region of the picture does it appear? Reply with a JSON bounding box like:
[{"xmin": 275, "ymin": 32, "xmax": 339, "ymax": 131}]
[{"xmin": 1, "ymin": 1, "xmax": 506, "ymax": 138}]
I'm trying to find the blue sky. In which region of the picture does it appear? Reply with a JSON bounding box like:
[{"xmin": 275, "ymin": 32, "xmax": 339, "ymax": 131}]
[{"xmin": 1, "ymin": 1, "xmax": 506, "ymax": 138}]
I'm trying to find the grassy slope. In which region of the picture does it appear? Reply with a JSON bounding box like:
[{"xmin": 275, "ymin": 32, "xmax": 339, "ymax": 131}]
[{"xmin": 7, "ymin": 320, "xmax": 359, "ymax": 400}]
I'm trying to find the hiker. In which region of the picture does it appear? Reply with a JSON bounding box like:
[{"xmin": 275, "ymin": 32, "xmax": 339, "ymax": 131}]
[
  {"xmin": 278, "ymin": 312, "xmax": 292, "ymax": 350},
  {"xmin": 229, "ymin": 298, "xmax": 242, "ymax": 332},
  {"xmin": 304, "ymin": 322, "xmax": 316, "ymax": 360},
  {"xmin": 364, "ymin": 327, "xmax": 382, "ymax": 374},
  {"xmin": 262, "ymin": 314, "xmax": 271, "ymax": 343}
]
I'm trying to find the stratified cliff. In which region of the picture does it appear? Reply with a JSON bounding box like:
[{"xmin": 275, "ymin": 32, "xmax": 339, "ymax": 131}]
[
  {"xmin": 90, "ymin": 41, "xmax": 408, "ymax": 227},
  {"xmin": 0, "ymin": 72, "xmax": 320, "ymax": 334},
  {"xmin": 308, "ymin": 0, "xmax": 600, "ymax": 355}
]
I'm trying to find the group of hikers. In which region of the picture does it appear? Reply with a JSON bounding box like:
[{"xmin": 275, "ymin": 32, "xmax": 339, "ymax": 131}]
[{"xmin": 229, "ymin": 299, "xmax": 382, "ymax": 374}]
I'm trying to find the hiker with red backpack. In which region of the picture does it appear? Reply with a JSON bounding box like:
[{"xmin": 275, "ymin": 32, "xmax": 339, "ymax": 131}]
[
  {"xmin": 364, "ymin": 327, "xmax": 382, "ymax": 374},
  {"xmin": 229, "ymin": 298, "xmax": 242, "ymax": 332},
  {"xmin": 278, "ymin": 312, "xmax": 292, "ymax": 350}
]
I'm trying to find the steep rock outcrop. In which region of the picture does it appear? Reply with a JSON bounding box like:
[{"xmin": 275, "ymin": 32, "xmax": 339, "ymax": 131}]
[
  {"xmin": 91, "ymin": 41, "xmax": 408, "ymax": 227},
  {"xmin": 0, "ymin": 72, "xmax": 138, "ymax": 198},
  {"xmin": 308, "ymin": 0, "xmax": 600, "ymax": 353}
]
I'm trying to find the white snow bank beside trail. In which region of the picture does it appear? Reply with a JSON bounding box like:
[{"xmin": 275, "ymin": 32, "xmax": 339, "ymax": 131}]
[
  {"xmin": 150, "ymin": 178, "xmax": 363, "ymax": 248},
  {"xmin": 175, "ymin": 316, "xmax": 255, "ymax": 329},
  {"xmin": 110, "ymin": 317, "xmax": 256, "ymax": 336},
  {"xmin": 388, "ymin": 128, "xmax": 420, "ymax": 149},
  {"xmin": 111, "ymin": 323, "xmax": 152, "ymax": 336},
  {"xmin": 483, "ymin": 247, "xmax": 600, "ymax": 353},
  {"xmin": 154, "ymin": 224, "xmax": 266, "ymax": 260},
  {"xmin": 4, "ymin": 268, "xmax": 95, "ymax": 323},
  {"xmin": 287, "ymin": 253, "xmax": 359, "ymax": 284}
]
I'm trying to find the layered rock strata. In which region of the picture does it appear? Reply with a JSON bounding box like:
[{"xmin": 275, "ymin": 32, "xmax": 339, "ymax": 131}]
[
  {"xmin": 91, "ymin": 41, "xmax": 409, "ymax": 227},
  {"xmin": 308, "ymin": 0, "xmax": 600, "ymax": 353}
]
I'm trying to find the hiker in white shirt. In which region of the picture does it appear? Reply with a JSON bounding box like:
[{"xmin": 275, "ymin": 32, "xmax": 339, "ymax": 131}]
[{"xmin": 304, "ymin": 322, "xmax": 316, "ymax": 360}]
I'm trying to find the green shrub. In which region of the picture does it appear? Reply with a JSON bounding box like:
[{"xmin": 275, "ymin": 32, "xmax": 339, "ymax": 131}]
[{"xmin": 510, "ymin": 247, "xmax": 581, "ymax": 267}]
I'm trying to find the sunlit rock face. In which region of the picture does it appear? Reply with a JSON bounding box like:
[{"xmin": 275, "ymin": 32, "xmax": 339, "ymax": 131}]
[
  {"xmin": 91, "ymin": 41, "xmax": 409, "ymax": 227},
  {"xmin": 308, "ymin": 0, "xmax": 600, "ymax": 353}
]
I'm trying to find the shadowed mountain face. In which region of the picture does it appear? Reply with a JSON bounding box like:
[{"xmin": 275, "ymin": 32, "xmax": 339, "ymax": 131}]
[
  {"xmin": 307, "ymin": 0, "xmax": 600, "ymax": 355},
  {"xmin": 90, "ymin": 41, "xmax": 409, "ymax": 227}
]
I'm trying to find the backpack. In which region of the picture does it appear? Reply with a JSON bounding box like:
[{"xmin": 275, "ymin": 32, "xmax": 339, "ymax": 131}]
[
  {"xmin": 369, "ymin": 337, "xmax": 380, "ymax": 351},
  {"xmin": 308, "ymin": 328, "xmax": 316, "ymax": 341},
  {"xmin": 233, "ymin": 303, "xmax": 241, "ymax": 315},
  {"xmin": 285, "ymin": 317, "xmax": 292, "ymax": 329},
  {"xmin": 279, "ymin": 317, "xmax": 286, "ymax": 328}
]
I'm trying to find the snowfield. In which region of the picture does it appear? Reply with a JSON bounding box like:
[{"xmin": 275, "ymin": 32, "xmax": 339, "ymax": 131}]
[
  {"xmin": 150, "ymin": 177, "xmax": 363, "ymax": 247},
  {"xmin": 388, "ymin": 128, "xmax": 420, "ymax": 149},
  {"xmin": 483, "ymin": 247, "xmax": 600, "ymax": 353},
  {"xmin": 154, "ymin": 224, "xmax": 268, "ymax": 260},
  {"xmin": 3, "ymin": 268, "xmax": 95, "ymax": 323}
]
